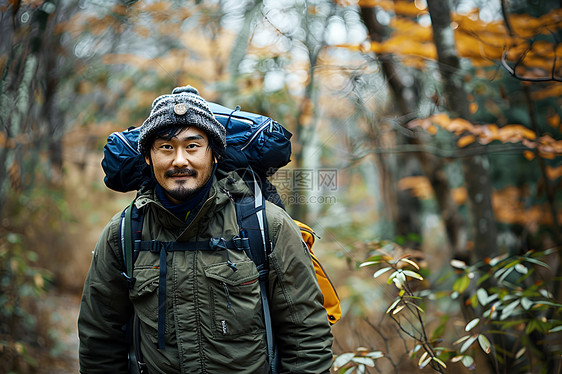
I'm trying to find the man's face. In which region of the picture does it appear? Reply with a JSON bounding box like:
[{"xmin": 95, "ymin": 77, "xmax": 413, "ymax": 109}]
[{"xmin": 146, "ymin": 126, "xmax": 214, "ymax": 204}]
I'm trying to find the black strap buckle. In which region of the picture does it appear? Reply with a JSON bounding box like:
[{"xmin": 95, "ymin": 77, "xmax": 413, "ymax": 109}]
[{"xmin": 209, "ymin": 237, "xmax": 228, "ymax": 251}]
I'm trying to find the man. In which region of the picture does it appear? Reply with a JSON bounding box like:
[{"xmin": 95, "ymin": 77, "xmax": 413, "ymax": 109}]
[{"xmin": 78, "ymin": 86, "xmax": 334, "ymax": 373}]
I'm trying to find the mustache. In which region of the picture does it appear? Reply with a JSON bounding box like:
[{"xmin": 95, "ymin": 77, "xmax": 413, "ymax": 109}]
[{"xmin": 165, "ymin": 168, "xmax": 197, "ymax": 178}]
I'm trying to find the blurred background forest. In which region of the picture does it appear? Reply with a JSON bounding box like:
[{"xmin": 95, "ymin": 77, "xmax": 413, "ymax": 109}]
[{"xmin": 1, "ymin": 0, "xmax": 561, "ymax": 373}]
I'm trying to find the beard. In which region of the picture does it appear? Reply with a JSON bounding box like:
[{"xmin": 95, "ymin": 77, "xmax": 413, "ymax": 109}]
[
  {"xmin": 166, "ymin": 183, "xmax": 201, "ymax": 202},
  {"xmin": 164, "ymin": 168, "xmax": 211, "ymax": 202}
]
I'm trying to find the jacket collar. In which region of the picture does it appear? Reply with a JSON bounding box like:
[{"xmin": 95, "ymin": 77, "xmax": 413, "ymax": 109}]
[{"xmin": 134, "ymin": 171, "xmax": 253, "ymax": 234}]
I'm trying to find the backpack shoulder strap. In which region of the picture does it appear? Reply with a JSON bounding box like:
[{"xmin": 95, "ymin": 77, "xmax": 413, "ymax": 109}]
[
  {"xmin": 234, "ymin": 176, "xmax": 278, "ymax": 374},
  {"xmin": 120, "ymin": 199, "xmax": 143, "ymax": 289}
]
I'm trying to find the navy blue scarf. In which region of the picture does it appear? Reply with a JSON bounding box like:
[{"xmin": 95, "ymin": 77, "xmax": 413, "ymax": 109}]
[{"xmin": 155, "ymin": 170, "xmax": 215, "ymax": 222}]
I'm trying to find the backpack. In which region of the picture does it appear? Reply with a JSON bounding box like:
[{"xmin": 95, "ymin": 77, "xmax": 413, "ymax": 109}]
[{"xmin": 102, "ymin": 102, "xmax": 341, "ymax": 373}]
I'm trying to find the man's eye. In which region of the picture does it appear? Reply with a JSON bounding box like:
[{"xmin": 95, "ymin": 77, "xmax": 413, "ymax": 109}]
[
  {"xmin": 159, "ymin": 144, "xmax": 173, "ymax": 150},
  {"xmin": 186, "ymin": 143, "xmax": 199, "ymax": 149}
]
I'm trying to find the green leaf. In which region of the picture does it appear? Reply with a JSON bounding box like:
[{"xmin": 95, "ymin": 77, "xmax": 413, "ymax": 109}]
[
  {"xmin": 498, "ymin": 267, "xmax": 515, "ymax": 283},
  {"xmin": 366, "ymin": 351, "xmax": 384, "ymax": 359},
  {"xmin": 503, "ymin": 259, "xmax": 520, "ymax": 269},
  {"xmin": 432, "ymin": 357, "xmax": 447, "ymax": 368},
  {"xmin": 465, "ymin": 318, "xmax": 480, "ymax": 332},
  {"xmin": 453, "ymin": 335, "xmax": 471, "ymax": 346},
  {"xmin": 362, "ymin": 254, "xmax": 384, "ymax": 264},
  {"xmin": 460, "ymin": 335, "xmax": 478, "ymax": 353},
  {"xmin": 453, "ymin": 275, "xmax": 471, "ymax": 293},
  {"xmin": 477, "ymin": 288, "xmax": 489, "ymax": 306},
  {"xmin": 333, "ymin": 353, "xmax": 355, "ymax": 370},
  {"xmin": 450, "ymin": 259, "xmax": 467, "ymax": 269},
  {"xmin": 386, "ymin": 298, "xmax": 400, "ymax": 314},
  {"xmin": 351, "ymin": 357, "xmax": 375, "ymax": 367},
  {"xmin": 526, "ymin": 320, "xmax": 538, "ymax": 334},
  {"xmin": 418, "ymin": 352, "xmax": 431, "ymax": 369},
  {"xmin": 403, "ymin": 270, "xmax": 423, "ymax": 280},
  {"xmin": 373, "ymin": 267, "xmax": 392, "ymax": 278},
  {"xmin": 461, "ymin": 355, "xmax": 475, "ymax": 368},
  {"xmin": 521, "ymin": 297, "xmax": 533, "ymax": 310},
  {"xmin": 359, "ymin": 261, "xmax": 380, "ymax": 268},
  {"xmin": 400, "ymin": 258, "xmax": 420, "ymax": 270},
  {"xmin": 514, "ymin": 264, "xmax": 528, "ymax": 274},
  {"xmin": 478, "ymin": 334, "xmax": 492, "ymax": 354},
  {"xmin": 477, "ymin": 273, "xmax": 491, "ymax": 285},
  {"xmin": 522, "ymin": 257, "xmax": 550, "ymax": 269},
  {"xmin": 549, "ymin": 325, "xmax": 562, "ymax": 333},
  {"xmin": 500, "ymin": 299, "xmax": 520, "ymax": 320}
]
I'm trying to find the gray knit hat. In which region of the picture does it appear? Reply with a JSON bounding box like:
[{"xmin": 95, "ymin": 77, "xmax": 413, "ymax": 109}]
[{"xmin": 137, "ymin": 86, "xmax": 226, "ymax": 155}]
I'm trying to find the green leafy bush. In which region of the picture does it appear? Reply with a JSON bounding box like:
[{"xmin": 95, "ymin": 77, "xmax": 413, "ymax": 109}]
[
  {"xmin": 0, "ymin": 231, "xmax": 53, "ymax": 373},
  {"xmin": 334, "ymin": 243, "xmax": 562, "ymax": 373}
]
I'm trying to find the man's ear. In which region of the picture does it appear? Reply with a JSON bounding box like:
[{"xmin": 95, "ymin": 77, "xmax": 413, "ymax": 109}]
[{"xmin": 145, "ymin": 155, "xmax": 151, "ymax": 165}]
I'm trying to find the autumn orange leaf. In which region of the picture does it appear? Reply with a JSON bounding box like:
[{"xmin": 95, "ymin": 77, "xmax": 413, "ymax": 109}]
[
  {"xmin": 458, "ymin": 135, "xmax": 476, "ymax": 148},
  {"xmin": 546, "ymin": 114, "xmax": 560, "ymax": 130},
  {"xmin": 523, "ymin": 151, "xmax": 535, "ymax": 160},
  {"xmin": 448, "ymin": 118, "xmax": 475, "ymax": 134},
  {"xmin": 430, "ymin": 113, "xmax": 451, "ymax": 128},
  {"xmin": 546, "ymin": 166, "xmax": 562, "ymax": 180}
]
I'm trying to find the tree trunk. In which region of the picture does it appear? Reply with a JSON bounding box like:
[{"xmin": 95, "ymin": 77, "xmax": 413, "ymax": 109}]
[
  {"xmin": 426, "ymin": 0, "xmax": 498, "ymax": 261},
  {"xmin": 360, "ymin": 5, "xmax": 467, "ymax": 257}
]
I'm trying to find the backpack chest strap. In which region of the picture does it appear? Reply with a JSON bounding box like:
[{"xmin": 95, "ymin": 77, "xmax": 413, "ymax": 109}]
[
  {"xmin": 133, "ymin": 236, "xmax": 248, "ymax": 350},
  {"xmin": 135, "ymin": 237, "xmax": 249, "ymax": 253}
]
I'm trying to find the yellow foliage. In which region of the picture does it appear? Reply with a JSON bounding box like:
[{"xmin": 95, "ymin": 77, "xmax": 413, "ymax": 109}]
[
  {"xmin": 377, "ymin": 36, "xmax": 436, "ymax": 59},
  {"xmin": 523, "ymin": 150, "xmax": 535, "ymax": 160},
  {"xmin": 451, "ymin": 187, "xmax": 467, "ymax": 205},
  {"xmin": 111, "ymin": 4, "xmax": 128, "ymax": 16},
  {"xmin": 546, "ymin": 166, "xmax": 562, "ymax": 180},
  {"xmin": 158, "ymin": 23, "xmax": 182, "ymax": 36},
  {"xmin": 134, "ymin": 25, "xmax": 151, "ymax": 38},
  {"xmin": 510, "ymin": 10, "xmax": 562, "ymax": 38},
  {"xmin": 390, "ymin": 18, "xmax": 432, "ymax": 42},
  {"xmin": 493, "ymin": 186, "xmax": 560, "ymax": 226},
  {"xmin": 457, "ymin": 135, "xmax": 475, "ymax": 148},
  {"xmin": 538, "ymin": 134, "xmax": 562, "ymax": 156},
  {"xmin": 142, "ymin": 1, "xmax": 172, "ymax": 13},
  {"xmin": 498, "ymin": 124, "xmax": 536, "ymax": 142},
  {"xmin": 532, "ymin": 84, "xmax": 562, "ymax": 101},
  {"xmin": 401, "ymin": 56, "xmax": 429, "ymax": 69},
  {"xmin": 469, "ymin": 102, "xmax": 478, "ymax": 114},
  {"xmin": 398, "ymin": 176, "xmax": 433, "ymax": 200},
  {"xmin": 393, "ymin": 0, "xmax": 427, "ymax": 17},
  {"xmin": 426, "ymin": 125, "xmax": 438, "ymax": 135},
  {"xmin": 447, "ymin": 118, "xmax": 475, "ymax": 134},
  {"xmin": 547, "ymin": 114, "xmax": 560, "ymax": 130},
  {"xmin": 332, "ymin": 44, "xmax": 362, "ymax": 52},
  {"xmin": 89, "ymin": 15, "xmax": 117, "ymax": 36},
  {"xmin": 430, "ymin": 113, "xmax": 451, "ymax": 128},
  {"xmin": 335, "ymin": 0, "xmax": 359, "ymax": 6},
  {"xmin": 360, "ymin": 0, "xmax": 396, "ymax": 9}
]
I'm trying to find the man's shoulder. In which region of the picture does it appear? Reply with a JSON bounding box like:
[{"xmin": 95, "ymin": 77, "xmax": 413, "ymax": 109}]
[{"xmin": 264, "ymin": 200, "xmax": 300, "ymax": 243}]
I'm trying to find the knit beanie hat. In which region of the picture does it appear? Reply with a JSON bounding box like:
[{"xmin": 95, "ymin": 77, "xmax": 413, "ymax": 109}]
[{"xmin": 137, "ymin": 86, "xmax": 226, "ymax": 155}]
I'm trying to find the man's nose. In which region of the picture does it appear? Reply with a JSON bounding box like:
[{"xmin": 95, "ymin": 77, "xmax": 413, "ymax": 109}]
[{"xmin": 172, "ymin": 148, "xmax": 189, "ymax": 168}]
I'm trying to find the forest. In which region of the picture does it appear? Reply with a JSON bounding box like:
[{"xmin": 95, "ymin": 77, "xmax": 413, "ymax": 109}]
[{"xmin": 1, "ymin": 0, "xmax": 561, "ymax": 373}]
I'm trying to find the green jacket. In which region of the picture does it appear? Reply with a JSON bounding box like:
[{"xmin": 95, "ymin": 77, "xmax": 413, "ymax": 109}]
[{"xmin": 78, "ymin": 173, "xmax": 333, "ymax": 373}]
